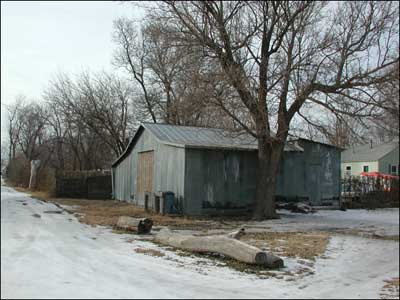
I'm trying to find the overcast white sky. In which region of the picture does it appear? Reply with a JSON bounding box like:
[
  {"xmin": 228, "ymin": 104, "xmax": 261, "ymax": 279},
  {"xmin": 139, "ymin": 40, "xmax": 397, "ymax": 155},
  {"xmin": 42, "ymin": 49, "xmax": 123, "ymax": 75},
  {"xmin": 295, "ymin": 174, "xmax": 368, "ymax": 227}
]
[{"xmin": 1, "ymin": 1, "xmax": 145, "ymax": 143}]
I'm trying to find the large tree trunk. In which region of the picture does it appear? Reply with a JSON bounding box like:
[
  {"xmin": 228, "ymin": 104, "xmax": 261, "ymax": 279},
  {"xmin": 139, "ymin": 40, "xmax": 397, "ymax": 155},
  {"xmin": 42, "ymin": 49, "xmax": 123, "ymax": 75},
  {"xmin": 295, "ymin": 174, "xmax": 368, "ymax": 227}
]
[
  {"xmin": 253, "ymin": 139, "xmax": 285, "ymax": 220},
  {"xmin": 154, "ymin": 228, "xmax": 284, "ymax": 269}
]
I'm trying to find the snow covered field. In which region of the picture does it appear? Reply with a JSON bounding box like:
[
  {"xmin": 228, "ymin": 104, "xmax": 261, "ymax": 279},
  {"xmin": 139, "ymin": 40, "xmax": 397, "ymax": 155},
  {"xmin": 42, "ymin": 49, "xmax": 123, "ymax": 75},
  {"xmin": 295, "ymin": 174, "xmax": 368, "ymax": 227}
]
[{"xmin": 1, "ymin": 184, "xmax": 399, "ymax": 299}]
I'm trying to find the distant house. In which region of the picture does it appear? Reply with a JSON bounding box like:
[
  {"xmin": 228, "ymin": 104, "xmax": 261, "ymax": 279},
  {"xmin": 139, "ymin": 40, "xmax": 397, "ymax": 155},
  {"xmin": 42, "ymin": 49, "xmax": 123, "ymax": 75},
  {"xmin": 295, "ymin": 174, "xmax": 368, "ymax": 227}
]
[
  {"xmin": 111, "ymin": 123, "xmax": 341, "ymax": 215},
  {"xmin": 341, "ymin": 140, "xmax": 399, "ymax": 178}
]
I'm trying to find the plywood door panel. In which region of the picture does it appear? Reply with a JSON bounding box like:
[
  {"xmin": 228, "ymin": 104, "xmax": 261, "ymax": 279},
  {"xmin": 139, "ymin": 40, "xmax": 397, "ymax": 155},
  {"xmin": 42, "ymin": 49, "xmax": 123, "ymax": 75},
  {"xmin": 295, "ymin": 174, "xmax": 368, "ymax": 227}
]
[{"xmin": 137, "ymin": 151, "xmax": 154, "ymax": 193}]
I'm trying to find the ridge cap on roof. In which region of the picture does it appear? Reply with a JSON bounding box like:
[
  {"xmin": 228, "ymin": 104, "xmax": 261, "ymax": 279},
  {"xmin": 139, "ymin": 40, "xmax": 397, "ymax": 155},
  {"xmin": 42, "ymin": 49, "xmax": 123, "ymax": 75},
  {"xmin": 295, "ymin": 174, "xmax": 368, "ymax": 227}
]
[
  {"xmin": 341, "ymin": 139, "xmax": 399, "ymax": 162},
  {"xmin": 345, "ymin": 140, "xmax": 399, "ymax": 151},
  {"xmin": 143, "ymin": 122, "xmax": 218, "ymax": 128}
]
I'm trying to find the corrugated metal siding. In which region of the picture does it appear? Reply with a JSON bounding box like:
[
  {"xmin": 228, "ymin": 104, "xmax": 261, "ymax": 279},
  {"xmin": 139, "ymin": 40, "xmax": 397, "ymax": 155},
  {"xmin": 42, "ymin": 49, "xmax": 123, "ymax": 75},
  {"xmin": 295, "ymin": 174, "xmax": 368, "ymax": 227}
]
[
  {"xmin": 155, "ymin": 144, "xmax": 185, "ymax": 204},
  {"xmin": 276, "ymin": 141, "xmax": 341, "ymax": 205},
  {"xmin": 276, "ymin": 151, "xmax": 307, "ymax": 200},
  {"xmin": 113, "ymin": 129, "xmax": 159, "ymax": 203},
  {"xmin": 143, "ymin": 123, "xmax": 303, "ymax": 151},
  {"xmin": 144, "ymin": 123, "xmax": 258, "ymax": 150},
  {"xmin": 304, "ymin": 141, "xmax": 341, "ymax": 205},
  {"xmin": 113, "ymin": 125, "xmax": 341, "ymax": 214},
  {"xmin": 184, "ymin": 143, "xmax": 341, "ymax": 215},
  {"xmin": 112, "ymin": 128, "xmax": 186, "ymax": 209},
  {"xmin": 184, "ymin": 149, "xmax": 257, "ymax": 215}
]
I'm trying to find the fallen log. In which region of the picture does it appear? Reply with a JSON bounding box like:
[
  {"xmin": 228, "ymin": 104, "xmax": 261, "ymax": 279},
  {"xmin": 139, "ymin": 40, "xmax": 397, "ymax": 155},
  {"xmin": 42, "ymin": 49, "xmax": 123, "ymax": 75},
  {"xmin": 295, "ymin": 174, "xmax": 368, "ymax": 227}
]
[
  {"xmin": 154, "ymin": 228, "xmax": 284, "ymax": 269},
  {"xmin": 277, "ymin": 202, "xmax": 316, "ymax": 214},
  {"xmin": 116, "ymin": 216, "xmax": 153, "ymax": 234}
]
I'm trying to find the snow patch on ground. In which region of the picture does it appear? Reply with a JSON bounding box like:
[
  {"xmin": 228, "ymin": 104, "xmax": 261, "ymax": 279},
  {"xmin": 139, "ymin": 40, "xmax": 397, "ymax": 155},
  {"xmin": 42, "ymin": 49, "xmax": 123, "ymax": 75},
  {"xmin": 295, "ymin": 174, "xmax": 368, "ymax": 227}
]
[
  {"xmin": 240, "ymin": 208, "xmax": 400, "ymax": 237},
  {"xmin": 1, "ymin": 185, "xmax": 399, "ymax": 299}
]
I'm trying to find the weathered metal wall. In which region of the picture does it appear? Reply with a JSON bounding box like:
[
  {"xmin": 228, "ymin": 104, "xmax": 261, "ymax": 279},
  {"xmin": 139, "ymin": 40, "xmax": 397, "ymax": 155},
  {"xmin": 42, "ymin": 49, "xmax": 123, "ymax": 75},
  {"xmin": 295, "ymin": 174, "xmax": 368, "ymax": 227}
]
[
  {"xmin": 305, "ymin": 141, "xmax": 341, "ymax": 205},
  {"xmin": 113, "ymin": 129, "xmax": 158, "ymax": 204},
  {"xmin": 114, "ymin": 128, "xmax": 341, "ymax": 215},
  {"xmin": 113, "ymin": 129, "xmax": 185, "ymax": 209},
  {"xmin": 276, "ymin": 151, "xmax": 307, "ymax": 201},
  {"xmin": 154, "ymin": 143, "xmax": 185, "ymax": 205},
  {"xmin": 184, "ymin": 149, "xmax": 257, "ymax": 215},
  {"xmin": 185, "ymin": 141, "xmax": 341, "ymax": 215}
]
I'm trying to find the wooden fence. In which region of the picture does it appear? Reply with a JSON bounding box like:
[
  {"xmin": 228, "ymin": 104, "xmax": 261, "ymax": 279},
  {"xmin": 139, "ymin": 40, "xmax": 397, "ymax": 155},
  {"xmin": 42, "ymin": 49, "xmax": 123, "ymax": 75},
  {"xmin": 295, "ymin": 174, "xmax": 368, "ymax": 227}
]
[
  {"xmin": 341, "ymin": 175, "xmax": 399, "ymax": 208},
  {"xmin": 55, "ymin": 170, "xmax": 112, "ymax": 200}
]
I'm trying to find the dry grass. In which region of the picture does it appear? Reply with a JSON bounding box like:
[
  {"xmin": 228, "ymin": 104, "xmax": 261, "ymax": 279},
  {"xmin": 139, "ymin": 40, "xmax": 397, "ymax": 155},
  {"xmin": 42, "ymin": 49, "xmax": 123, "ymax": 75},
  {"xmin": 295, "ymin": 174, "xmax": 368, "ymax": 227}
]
[
  {"xmin": 240, "ymin": 231, "xmax": 330, "ymax": 260},
  {"xmin": 51, "ymin": 198, "xmax": 209, "ymax": 228},
  {"xmin": 134, "ymin": 247, "xmax": 165, "ymax": 257},
  {"xmin": 380, "ymin": 277, "xmax": 400, "ymax": 299},
  {"xmin": 16, "ymin": 188, "xmax": 219, "ymax": 229},
  {"xmin": 383, "ymin": 278, "xmax": 400, "ymax": 288},
  {"xmin": 156, "ymin": 231, "xmax": 328, "ymax": 275}
]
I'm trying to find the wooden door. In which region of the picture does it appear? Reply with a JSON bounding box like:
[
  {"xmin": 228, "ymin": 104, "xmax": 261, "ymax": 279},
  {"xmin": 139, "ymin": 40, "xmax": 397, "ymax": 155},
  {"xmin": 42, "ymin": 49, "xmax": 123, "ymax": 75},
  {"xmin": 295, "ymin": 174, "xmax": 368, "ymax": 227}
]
[{"xmin": 137, "ymin": 151, "xmax": 154, "ymax": 193}]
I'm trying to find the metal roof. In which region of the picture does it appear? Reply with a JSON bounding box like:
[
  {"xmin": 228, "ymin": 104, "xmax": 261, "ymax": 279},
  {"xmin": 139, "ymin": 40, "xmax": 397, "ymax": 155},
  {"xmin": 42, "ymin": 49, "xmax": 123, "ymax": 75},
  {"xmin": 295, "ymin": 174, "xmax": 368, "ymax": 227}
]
[
  {"xmin": 144, "ymin": 123, "xmax": 257, "ymax": 150},
  {"xmin": 341, "ymin": 140, "xmax": 399, "ymax": 163},
  {"xmin": 144, "ymin": 123, "xmax": 304, "ymax": 151},
  {"xmin": 112, "ymin": 123, "xmax": 303, "ymax": 167}
]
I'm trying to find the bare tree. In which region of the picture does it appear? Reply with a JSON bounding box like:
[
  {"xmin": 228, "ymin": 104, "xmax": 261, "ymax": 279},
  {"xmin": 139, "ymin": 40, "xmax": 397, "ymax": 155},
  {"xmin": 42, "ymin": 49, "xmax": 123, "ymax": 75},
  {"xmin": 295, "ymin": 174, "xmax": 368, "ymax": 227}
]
[
  {"xmin": 370, "ymin": 63, "xmax": 400, "ymax": 141},
  {"xmin": 16, "ymin": 101, "xmax": 49, "ymax": 162},
  {"xmin": 113, "ymin": 18, "xmax": 159, "ymax": 123},
  {"xmin": 44, "ymin": 71, "xmax": 137, "ymax": 158},
  {"xmin": 153, "ymin": 1, "xmax": 399, "ymax": 219},
  {"xmin": 5, "ymin": 95, "xmax": 25, "ymax": 162}
]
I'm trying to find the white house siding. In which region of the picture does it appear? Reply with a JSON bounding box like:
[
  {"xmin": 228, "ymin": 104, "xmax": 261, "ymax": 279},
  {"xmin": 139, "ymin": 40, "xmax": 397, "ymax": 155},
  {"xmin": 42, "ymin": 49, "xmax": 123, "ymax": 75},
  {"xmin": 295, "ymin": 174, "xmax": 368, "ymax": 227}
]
[{"xmin": 341, "ymin": 161, "xmax": 379, "ymax": 178}]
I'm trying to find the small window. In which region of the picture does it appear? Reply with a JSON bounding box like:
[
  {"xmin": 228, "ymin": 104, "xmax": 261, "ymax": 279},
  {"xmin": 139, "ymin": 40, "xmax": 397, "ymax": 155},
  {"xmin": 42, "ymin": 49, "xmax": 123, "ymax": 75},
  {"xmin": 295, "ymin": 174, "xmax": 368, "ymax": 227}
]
[
  {"xmin": 345, "ymin": 166, "xmax": 351, "ymax": 176},
  {"xmin": 363, "ymin": 165, "xmax": 369, "ymax": 172},
  {"xmin": 392, "ymin": 165, "xmax": 397, "ymax": 175}
]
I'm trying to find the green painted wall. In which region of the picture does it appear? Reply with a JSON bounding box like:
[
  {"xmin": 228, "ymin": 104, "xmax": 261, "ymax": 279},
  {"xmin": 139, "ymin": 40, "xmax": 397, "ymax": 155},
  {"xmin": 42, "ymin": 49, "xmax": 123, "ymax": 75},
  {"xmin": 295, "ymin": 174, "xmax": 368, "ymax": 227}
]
[
  {"xmin": 379, "ymin": 147, "xmax": 399, "ymax": 175},
  {"xmin": 184, "ymin": 149, "xmax": 257, "ymax": 215},
  {"xmin": 184, "ymin": 140, "xmax": 341, "ymax": 214}
]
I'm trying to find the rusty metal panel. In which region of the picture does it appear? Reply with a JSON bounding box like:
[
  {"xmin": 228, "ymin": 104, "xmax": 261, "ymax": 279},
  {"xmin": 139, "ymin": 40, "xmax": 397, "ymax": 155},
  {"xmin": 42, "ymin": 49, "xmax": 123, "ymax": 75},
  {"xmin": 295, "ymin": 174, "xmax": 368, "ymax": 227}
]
[
  {"xmin": 137, "ymin": 151, "xmax": 154, "ymax": 193},
  {"xmin": 113, "ymin": 129, "xmax": 159, "ymax": 203}
]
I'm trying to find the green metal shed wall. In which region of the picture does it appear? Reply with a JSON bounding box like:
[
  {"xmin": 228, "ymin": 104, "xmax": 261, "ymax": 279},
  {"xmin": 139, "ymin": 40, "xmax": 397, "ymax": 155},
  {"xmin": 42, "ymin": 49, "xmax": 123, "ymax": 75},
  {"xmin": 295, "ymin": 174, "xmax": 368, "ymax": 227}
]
[{"xmin": 184, "ymin": 149, "xmax": 257, "ymax": 215}]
